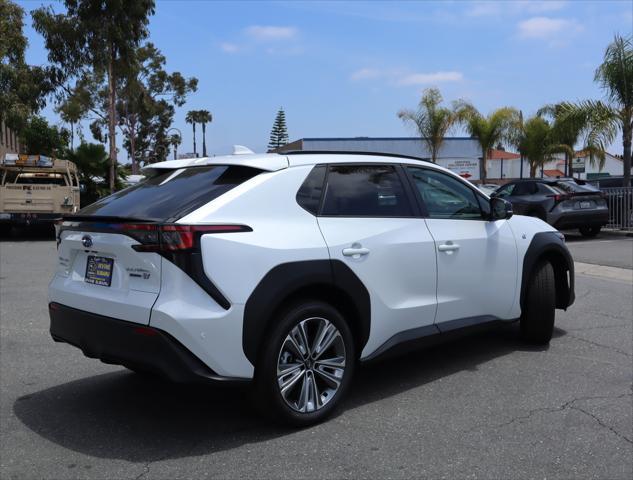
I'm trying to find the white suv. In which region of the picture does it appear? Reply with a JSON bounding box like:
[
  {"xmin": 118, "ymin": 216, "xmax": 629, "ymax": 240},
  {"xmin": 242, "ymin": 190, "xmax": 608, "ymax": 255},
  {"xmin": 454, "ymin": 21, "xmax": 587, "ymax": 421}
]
[{"xmin": 49, "ymin": 151, "xmax": 575, "ymax": 425}]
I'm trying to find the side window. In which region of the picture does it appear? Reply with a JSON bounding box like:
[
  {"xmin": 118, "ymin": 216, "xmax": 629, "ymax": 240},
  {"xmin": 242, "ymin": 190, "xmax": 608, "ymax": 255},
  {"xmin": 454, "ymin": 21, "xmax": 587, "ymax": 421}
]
[
  {"xmin": 296, "ymin": 164, "xmax": 326, "ymax": 215},
  {"xmin": 513, "ymin": 182, "xmax": 536, "ymax": 195},
  {"xmin": 496, "ymin": 183, "xmax": 515, "ymax": 197},
  {"xmin": 321, "ymin": 165, "xmax": 413, "ymax": 217},
  {"xmin": 407, "ymin": 167, "xmax": 484, "ymax": 220}
]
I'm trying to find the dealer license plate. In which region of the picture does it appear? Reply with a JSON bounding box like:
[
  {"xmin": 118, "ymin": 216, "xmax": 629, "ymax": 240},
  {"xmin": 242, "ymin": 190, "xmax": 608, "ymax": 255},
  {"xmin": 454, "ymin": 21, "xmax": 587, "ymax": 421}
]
[{"xmin": 85, "ymin": 255, "xmax": 114, "ymax": 287}]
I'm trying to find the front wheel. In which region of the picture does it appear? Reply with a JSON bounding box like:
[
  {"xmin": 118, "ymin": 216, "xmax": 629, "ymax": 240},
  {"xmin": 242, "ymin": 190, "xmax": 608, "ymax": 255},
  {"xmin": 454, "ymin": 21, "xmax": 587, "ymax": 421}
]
[
  {"xmin": 579, "ymin": 225, "xmax": 601, "ymax": 237},
  {"xmin": 520, "ymin": 261, "xmax": 556, "ymax": 344},
  {"xmin": 255, "ymin": 301, "xmax": 355, "ymax": 427}
]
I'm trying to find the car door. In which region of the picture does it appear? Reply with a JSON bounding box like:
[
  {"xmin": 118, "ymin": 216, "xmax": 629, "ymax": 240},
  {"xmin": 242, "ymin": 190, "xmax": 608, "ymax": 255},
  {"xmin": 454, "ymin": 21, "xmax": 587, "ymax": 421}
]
[
  {"xmin": 503, "ymin": 181, "xmax": 537, "ymax": 215},
  {"xmin": 405, "ymin": 166, "xmax": 518, "ymax": 330},
  {"xmin": 316, "ymin": 164, "xmax": 438, "ymax": 358}
]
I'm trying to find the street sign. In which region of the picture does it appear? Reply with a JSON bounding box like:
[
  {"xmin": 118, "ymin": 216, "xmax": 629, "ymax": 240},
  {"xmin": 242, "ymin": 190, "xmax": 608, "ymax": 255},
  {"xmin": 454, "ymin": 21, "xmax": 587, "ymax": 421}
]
[{"xmin": 572, "ymin": 157, "xmax": 586, "ymax": 173}]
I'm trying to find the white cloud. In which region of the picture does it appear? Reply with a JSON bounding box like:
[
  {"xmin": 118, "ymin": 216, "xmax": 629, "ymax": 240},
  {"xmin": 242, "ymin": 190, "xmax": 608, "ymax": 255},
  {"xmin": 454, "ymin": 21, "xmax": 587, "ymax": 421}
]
[
  {"xmin": 467, "ymin": 1, "xmax": 566, "ymax": 17},
  {"xmin": 350, "ymin": 68, "xmax": 382, "ymax": 81},
  {"xmin": 350, "ymin": 68, "xmax": 463, "ymax": 87},
  {"xmin": 396, "ymin": 71, "xmax": 463, "ymax": 86},
  {"xmin": 517, "ymin": 16, "xmax": 581, "ymax": 39},
  {"xmin": 245, "ymin": 25, "xmax": 298, "ymax": 41},
  {"xmin": 220, "ymin": 42, "xmax": 240, "ymax": 53}
]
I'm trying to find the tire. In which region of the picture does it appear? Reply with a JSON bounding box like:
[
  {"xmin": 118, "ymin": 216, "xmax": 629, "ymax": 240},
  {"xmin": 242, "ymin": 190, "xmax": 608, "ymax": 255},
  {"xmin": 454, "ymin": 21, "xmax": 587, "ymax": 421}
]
[
  {"xmin": 254, "ymin": 300, "xmax": 356, "ymax": 427},
  {"xmin": 520, "ymin": 261, "xmax": 556, "ymax": 345},
  {"xmin": 579, "ymin": 226, "xmax": 601, "ymax": 237}
]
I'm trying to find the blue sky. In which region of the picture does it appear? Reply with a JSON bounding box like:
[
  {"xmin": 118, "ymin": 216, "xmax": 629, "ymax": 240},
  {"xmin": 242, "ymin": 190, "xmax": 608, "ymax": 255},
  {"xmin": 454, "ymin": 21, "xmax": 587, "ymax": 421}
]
[{"xmin": 18, "ymin": 0, "xmax": 633, "ymax": 160}]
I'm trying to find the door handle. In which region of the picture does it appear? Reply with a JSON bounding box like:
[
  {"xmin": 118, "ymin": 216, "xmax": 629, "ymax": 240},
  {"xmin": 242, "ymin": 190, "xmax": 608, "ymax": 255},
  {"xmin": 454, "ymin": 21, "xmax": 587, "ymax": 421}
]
[
  {"xmin": 342, "ymin": 245, "xmax": 370, "ymax": 257},
  {"xmin": 438, "ymin": 242, "xmax": 460, "ymax": 252}
]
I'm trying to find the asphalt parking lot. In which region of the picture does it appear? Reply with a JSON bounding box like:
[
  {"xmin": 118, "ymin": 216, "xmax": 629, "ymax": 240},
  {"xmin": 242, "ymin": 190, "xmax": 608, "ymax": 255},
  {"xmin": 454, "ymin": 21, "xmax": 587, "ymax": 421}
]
[{"xmin": 1, "ymin": 231, "xmax": 631, "ymax": 479}]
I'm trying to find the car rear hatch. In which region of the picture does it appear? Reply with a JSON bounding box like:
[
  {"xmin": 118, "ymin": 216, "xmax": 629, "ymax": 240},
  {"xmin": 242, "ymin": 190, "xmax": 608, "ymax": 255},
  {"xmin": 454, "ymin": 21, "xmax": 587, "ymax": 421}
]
[
  {"xmin": 548, "ymin": 180, "xmax": 607, "ymax": 211},
  {"xmin": 52, "ymin": 220, "xmax": 163, "ymax": 324},
  {"xmin": 50, "ymin": 165, "xmax": 264, "ymax": 325}
]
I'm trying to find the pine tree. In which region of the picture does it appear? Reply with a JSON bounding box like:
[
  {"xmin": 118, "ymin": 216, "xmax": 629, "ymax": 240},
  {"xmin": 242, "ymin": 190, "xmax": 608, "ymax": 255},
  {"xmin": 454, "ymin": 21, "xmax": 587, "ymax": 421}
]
[{"xmin": 268, "ymin": 108, "xmax": 289, "ymax": 151}]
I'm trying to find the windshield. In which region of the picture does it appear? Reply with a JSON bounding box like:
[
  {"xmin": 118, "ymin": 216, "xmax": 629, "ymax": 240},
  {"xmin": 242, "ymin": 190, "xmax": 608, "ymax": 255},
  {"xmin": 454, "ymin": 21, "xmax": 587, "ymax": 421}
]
[{"xmin": 78, "ymin": 165, "xmax": 262, "ymax": 222}]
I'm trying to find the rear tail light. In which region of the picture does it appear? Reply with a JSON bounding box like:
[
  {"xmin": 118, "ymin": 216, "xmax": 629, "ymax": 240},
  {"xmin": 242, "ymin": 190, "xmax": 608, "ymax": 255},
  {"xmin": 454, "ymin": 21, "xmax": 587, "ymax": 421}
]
[
  {"xmin": 549, "ymin": 194, "xmax": 570, "ymax": 202},
  {"xmin": 124, "ymin": 223, "xmax": 252, "ymax": 252}
]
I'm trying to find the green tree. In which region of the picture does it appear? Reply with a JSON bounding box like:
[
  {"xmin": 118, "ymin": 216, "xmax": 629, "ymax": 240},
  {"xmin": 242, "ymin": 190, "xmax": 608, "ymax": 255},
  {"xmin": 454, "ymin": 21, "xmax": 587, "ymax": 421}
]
[
  {"xmin": 196, "ymin": 110, "xmax": 212, "ymax": 157},
  {"xmin": 397, "ymin": 88, "xmax": 459, "ymax": 163},
  {"xmin": 185, "ymin": 110, "xmax": 198, "ymax": 156},
  {"xmin": 538, "ymin": 103, "xmax": 607, "ymax": 176},
  {"xmin": 82, "ymin": 42, "xmax": 198, "ymax": 172},
  {"xmin": 169, "ymin": 133, "xmax": 181, "ymax": 160},
  {"xmin": 455, "ymin": 103, "xmax": 519, "ymax": 183},
  {"xmin": 268, "ymin": 107, "xmax": 289, "ymax": 151},
  {"xmin": 554, "ymin": 35, "xmax": 632, "ymax": 186},
  {"xmin": 19, "ymin": 116, "xmax": 68, "ymax": 157},
  {"xmin": 517, "ymin": 116, "xmax": 565, "ymax": 178},
  {"xmin": 33, "ymin": 0, "xmax": 156, "ymax": 192},
  {"xmin": 0, "ymin": 0, "xmax": 51, "ymax": 133}
]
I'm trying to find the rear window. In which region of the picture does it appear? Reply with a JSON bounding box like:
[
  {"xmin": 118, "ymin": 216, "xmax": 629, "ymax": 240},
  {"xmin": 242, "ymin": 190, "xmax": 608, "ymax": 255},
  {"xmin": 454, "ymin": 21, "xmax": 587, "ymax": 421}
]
[
  {"xmin": 78, "ymin": 165, "xmax": 261, "ymax": 221},
  {"xmin": 552, "ymin": 180, "xmax": 599, "ymax": 193},
  {"xmin": 321, "ymin": 165, "xmax": 413, "ymax": 217}
]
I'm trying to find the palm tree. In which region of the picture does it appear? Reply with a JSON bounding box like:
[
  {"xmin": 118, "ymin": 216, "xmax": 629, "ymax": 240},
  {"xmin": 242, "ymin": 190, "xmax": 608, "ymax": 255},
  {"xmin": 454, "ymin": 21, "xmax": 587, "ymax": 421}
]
[
  {"xmin": 555, "ymin": 34, "xmax": 632, "ymax": 186},
  {"xmin": 397, "ymin": 88, "xmax": 459, "ymax": 163},
  {"xmin": 455, "ymin": 102, "xmax": 519, "ymax": 183},
  {"xmin": 185, "ymin": 110, "xmax": 197, "ymax": 157},
  {"xmin": 517, "ymin": 116, "xmax": 570, "ymax": 178},
  {"xmin": 197, "ymin": 110, "xmax": 212, "ymax": 157},
  {"xmin": 169, "ymin": 134, "xmax": 181, "ymax": 160},
  {"xmin": 538, "ymin": 104, "xmax": 607, "ymax": 176}
]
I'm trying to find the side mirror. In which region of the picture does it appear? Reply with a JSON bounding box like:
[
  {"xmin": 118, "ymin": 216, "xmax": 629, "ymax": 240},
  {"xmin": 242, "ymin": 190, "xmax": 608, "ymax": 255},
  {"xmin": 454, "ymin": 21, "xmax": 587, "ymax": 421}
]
[
  {"xmin": 491, "ymin": 197, "xmax": 513, "ymax": 220},
  {"xmin": 489, "ymin": 191, "xmax": 498, "ymax": 198}
]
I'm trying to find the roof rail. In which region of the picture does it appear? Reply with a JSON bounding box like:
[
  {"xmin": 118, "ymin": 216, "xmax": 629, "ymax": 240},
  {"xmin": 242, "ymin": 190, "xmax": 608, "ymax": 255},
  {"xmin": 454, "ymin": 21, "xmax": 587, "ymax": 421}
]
[{"xmin": 280, "ymin": 150, "xmax": 431, "ymax": 163}]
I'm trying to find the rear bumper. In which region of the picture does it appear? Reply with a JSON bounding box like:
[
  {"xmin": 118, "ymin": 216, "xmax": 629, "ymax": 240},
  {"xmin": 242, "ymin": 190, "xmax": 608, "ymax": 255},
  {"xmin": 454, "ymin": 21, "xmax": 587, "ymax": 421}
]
[
  {"xmin": 551, "ymin": 210, "xmax": 609, "ymax": 230},
  {"xmin": 49, "ymin": 302, "xmax": 248, "ymax": 385}
]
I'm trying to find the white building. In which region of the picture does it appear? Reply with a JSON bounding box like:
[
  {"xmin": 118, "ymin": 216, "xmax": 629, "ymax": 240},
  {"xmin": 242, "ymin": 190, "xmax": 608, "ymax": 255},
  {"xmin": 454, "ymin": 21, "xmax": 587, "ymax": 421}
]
[{"xmin": 278, "ymin": 137, "xmax": 630, "ymax": 182}]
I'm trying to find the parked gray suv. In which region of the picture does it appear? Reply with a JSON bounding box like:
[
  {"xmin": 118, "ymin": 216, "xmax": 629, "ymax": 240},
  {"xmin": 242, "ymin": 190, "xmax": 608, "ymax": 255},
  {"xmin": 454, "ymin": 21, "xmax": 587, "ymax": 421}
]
[{"xmin": 492, "ymin": 178, "xmax": 609, "ymax": 237}]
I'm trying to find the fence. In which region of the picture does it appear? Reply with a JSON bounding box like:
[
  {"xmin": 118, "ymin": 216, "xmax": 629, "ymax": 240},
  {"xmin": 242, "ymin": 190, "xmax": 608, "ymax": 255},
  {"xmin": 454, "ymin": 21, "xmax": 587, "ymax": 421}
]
[{"xmin": 603, "ymin": 187, "xmax": 633, "ymax": 230}]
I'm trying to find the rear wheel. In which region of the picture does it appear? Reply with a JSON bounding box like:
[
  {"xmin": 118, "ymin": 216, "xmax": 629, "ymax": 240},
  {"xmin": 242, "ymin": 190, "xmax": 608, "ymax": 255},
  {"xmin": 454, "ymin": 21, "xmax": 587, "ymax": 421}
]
[
  {"xmin": 520, "ymin": 261, "xmax": 556, "ymax": 344},
  {"xmin": 579, "ymin": 225, "xmax": 601, "ymax": 237},
  {"xmin": 255, "ymin": 301, "xmax": 355, "ymax": 427}
]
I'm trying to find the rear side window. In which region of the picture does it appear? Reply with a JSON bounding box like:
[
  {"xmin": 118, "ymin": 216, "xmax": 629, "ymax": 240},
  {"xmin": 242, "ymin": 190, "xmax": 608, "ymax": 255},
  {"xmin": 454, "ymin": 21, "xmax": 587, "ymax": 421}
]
[
  {"xmin": 79, "ymin": 165, "xmax": 261, "ymax": 222},
  {"xmin": 321, "ymin": 165, "xmax": 413, "ymax": 217},
  {"xmin": 296, "ymin": 165, "xmax": 326, "ymax": 215}
]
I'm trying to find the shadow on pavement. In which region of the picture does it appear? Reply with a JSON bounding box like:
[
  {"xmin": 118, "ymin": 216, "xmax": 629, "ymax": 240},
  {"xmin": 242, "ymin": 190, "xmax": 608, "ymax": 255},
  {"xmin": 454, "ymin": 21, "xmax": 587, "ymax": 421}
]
[{"xmin": 13, "ymin": 323, "xmax": 565, "ymax": 462}]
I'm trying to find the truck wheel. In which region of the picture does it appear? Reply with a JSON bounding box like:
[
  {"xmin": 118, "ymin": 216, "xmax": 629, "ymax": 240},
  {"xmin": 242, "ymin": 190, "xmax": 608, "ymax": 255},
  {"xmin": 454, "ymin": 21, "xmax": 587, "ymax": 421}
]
[
  {"xmin": 579, "ymin": 226, "xmax": 601, "ymax": 237},
  {"xmin": 520, "ymin": 261, "xmax": 556, "ymax": 345},
  {"xmin": 255, "ymin": 301, "xmax": 355, "ymax": 427}
]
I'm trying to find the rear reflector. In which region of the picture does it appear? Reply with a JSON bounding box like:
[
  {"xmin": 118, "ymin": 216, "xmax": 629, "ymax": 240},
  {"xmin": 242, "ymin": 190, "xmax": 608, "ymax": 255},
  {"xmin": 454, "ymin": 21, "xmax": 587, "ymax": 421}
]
[{"xmin": 133, "ymin": 326, "xmax": 159, "ymax": 336}]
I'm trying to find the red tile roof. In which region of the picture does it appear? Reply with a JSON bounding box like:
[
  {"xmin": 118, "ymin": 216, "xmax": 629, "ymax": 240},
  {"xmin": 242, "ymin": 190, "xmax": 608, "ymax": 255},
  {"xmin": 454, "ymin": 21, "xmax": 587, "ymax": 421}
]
[
  {"xmin": 544, "ymin": 169, "xmax": 565, "ymax": 177},
  {"xmin": 489, "ymin": 149, "xmax": 520, "ymax": 160}
]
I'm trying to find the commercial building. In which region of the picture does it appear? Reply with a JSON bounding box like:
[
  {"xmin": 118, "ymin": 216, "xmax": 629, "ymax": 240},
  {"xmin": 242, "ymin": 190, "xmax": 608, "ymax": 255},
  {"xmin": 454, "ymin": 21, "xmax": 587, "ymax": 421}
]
[{"xmin": 278, "ymin": 137, "xmax": 630, "ymax": 182}]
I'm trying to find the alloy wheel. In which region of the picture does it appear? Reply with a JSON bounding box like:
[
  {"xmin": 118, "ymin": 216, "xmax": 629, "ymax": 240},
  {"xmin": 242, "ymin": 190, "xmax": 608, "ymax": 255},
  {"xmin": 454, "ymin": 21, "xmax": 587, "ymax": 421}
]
[{"xmin": 276, "ymin": 317, "xmax": 347, "ymax": 413}]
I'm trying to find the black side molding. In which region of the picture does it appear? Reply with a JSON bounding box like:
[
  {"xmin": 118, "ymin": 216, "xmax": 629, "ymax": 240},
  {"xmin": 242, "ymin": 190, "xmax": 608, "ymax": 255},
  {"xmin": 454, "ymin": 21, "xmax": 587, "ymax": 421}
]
[
  {"xmin": 363, "ymin": 317, "xmax": 509, "ymax": 364},
  {"xmin": 521, "ymin": 232, "xmax": 575, "ymax": 311},
  {"xmin": 242, "ymin": 260, "xmax": 370, "ymax": 365}
]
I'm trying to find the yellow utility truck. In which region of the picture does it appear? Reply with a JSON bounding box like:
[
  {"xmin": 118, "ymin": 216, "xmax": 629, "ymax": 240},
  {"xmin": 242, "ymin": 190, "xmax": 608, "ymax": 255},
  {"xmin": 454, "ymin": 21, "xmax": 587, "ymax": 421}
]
[{"xmin": 0, "ymin": 154, "xmax": 80, "ymax": 229}]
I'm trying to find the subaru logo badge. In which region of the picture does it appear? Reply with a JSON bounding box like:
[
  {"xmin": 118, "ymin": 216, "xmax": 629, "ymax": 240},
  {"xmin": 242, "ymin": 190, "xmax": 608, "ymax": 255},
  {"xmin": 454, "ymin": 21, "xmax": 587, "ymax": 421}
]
[{"xmin": 82, "ymin": 235, "xmax": 93, "ymax": 248}]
